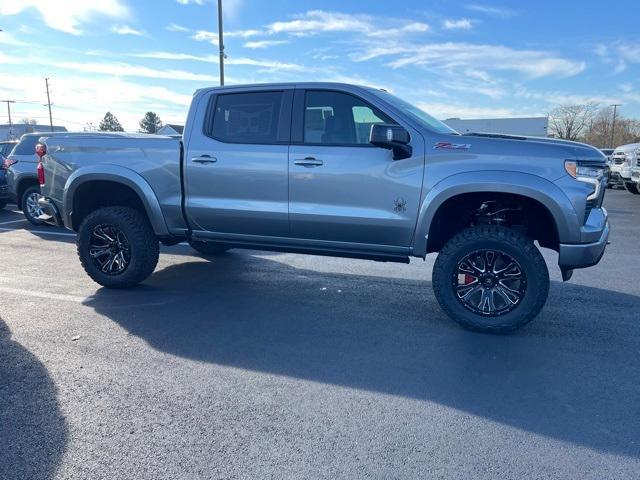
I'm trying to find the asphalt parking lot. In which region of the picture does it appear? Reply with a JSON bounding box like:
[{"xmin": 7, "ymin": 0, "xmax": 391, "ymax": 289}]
[{"xmin": 1, "ymin": 189, "xmax": 639, "ymax": 479}]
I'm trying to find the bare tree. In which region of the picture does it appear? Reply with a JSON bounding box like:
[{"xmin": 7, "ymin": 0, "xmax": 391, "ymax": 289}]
[
  {"xmin": 548, "ymin": 103, "xmax": 599, "ymax": 141},
  {"xmin": 583, "ymin": 107, "xmax": 640, "ymax": 148}
]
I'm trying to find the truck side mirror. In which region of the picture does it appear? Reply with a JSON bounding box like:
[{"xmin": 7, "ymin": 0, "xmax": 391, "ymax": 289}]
[{"xmin": 370, "ymin": 124, "xmax": 412, "ymax": 160}]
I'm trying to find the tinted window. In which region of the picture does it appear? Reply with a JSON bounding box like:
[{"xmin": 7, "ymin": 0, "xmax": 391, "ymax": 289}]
[
  {"xmin": 304, "ymin": 91, "xmax": 394, "ymax": 145},
  {"xmin": 13, "ymin": 135, "xmax": 39, "ymax": 155},
  {"xmin": 0, "ymin": 143, "xmax": 16, "ymax": 156},
  {"xmin": 210, "ymin": 91, "xmax": 283, "ymax": 143}
]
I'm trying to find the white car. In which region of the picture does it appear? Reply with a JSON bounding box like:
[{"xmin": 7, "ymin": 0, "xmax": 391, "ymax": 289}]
[{"xmin": 611, "ymin": 143, "xmax": 640, "ymax": 194}]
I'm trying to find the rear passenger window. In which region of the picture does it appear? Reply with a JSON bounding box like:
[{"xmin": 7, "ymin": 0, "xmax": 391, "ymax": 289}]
[
  {"xmin": 13, "ymin": 135, "xmax": 39, "ymax": 155},
  {"xmin": 210, "ymin": 91, "xmax": 283, "ymax": 144}
]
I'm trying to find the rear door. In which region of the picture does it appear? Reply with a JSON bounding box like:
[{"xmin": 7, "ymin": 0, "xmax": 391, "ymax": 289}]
[
  {"xmin": 184, "ymin": 88, "xmax": 293, "ymax": 238},
  {"xmin": 288, "ymin": 89, "xmax": 425, "ymax": 247}
]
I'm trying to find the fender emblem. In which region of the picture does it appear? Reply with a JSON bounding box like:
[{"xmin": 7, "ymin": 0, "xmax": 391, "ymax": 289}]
[
  {"xmin": 434, "ymin": 142, "xmax": 471, "ymax": 150},
  {"xmin": 394, "ymin": 197, "xmax": 407, "ymax": 213}
]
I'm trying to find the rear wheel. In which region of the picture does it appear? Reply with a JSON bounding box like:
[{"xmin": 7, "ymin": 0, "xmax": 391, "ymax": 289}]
[
  {"xmin": 433, "ymin": 225, "xmax": 549, "ymax": 334},
  {"xmin": 624, "ymin": 182, "xmax": 640, "ymax": 194},
  {"xmin": 77, "ymin": 206, "xmax": 159, "ymax": 288},
  {"xmin": 189, "ymin": 239, "xmax": 230, "ymax": 257},
  {"xmin": 21, "ymin": 186, "xmax": 45, "ymax": 225}
]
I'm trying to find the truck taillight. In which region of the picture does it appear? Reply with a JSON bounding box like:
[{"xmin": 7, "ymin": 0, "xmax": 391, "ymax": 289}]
[{"xmin": 37, "ymin": 162, "xmax": 45, "ymax": 186}]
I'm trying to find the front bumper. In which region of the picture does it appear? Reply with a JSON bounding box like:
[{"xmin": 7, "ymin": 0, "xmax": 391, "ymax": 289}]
[
  {"xmin": 558, "ymin": 208, "xmax": 609, "ymax": 270},
  {"xmin": 37, "ymin": 196, "xmax": 63, "ymax": 227}
]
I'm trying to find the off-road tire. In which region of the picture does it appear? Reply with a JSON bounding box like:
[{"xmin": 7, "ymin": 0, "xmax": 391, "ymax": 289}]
[
  {"xmin": 77, "ymin": 206, "xmax": 159, "ymax": 288},
  {"xmin": 21, "ymin": 185, "xmax": 45, "ymax": 225},
  {"xmin": 432, "ymin": 225, "xmax": 549, "ymax": 334},
  {"xmin": 624, "ymin": 182, "xmax": 640, "ymax": 194},
  {"xmin": 189, "ymin": 239, "xmax": 230, "ymax": 257}
]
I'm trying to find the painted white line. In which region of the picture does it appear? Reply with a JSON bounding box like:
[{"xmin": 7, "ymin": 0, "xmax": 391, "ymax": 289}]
[
  {"xmin": 0, "ymin": 219, "xmax": 27, "ymax": 226},
  {"xmin": 0, "ymin": 227, "xmax": 76, "ymax": 236},
  {"xmin": 0, "ymin": 286, "xmax": 86, "ymax": 303}
]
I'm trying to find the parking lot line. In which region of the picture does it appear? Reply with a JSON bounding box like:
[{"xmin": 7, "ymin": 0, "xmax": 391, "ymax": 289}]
[
  {"xmin": 0, "ymin": 285, "xmax": 86, "ymax": 303},
  {"xmin": 0, "ymin": 227, "xmax": 77, "ymax": 236},
  {"xmin": 0, "ymin": 219, "xmax": 28, "ymax": 226}
]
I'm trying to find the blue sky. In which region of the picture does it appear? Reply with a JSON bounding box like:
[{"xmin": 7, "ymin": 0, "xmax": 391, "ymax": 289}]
[{"xmin": 0, "ymin": 0, "xmax": 638, "ymax": 131}]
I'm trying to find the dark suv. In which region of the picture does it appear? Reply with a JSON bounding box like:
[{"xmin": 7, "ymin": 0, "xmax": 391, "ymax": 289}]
[{"xmin": 0, "ymin": 140, "xmax": 18, "ymax": 209}]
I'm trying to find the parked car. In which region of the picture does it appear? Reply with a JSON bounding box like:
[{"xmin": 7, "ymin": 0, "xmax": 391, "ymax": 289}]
[
  {"xmin": 37, "ymin": 82, "xmax": 609, "ymax": 334},
  {"xmin": 611, "ymin": 143, "xmax": 640, "ymax": 194},
  {"xmin": 0, "ymin": 140, "xmax": 18, "ymax": 157},
  {"xmin": 0, "ymin": 154, "xmax": 10, "ymax": 210},
  {"xmin": 5, "ymin": 132, "xmax": 68, "ymax": 224},
  {"xmin": 600, "ymin": 148, "xmax": 617, "ymax": 188}
]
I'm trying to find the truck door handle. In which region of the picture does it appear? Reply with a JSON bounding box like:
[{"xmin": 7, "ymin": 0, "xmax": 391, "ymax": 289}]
[
  {"xmin": 192, "ymin": 155, "xmax": 217, "ymax": 164},
  {"xmin": 294, "ymin": 157, "xmax": 323, "ymax": 167}
]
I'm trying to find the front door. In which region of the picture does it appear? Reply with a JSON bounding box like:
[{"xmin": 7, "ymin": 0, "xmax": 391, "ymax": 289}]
[
  {"xmin": 288, "ymin": 89, "xmax": 424, "ymax": 247},
  {"xmin": 185, "ymin": 89, "xmax": 292, "ymax": 238}
]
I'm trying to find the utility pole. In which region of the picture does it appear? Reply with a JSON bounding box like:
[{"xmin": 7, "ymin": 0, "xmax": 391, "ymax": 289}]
[
  {"xmin": 217, "ymin": 0, "xmax": 225, "ymax": 86},
  {"xmin": 45, "ymin": 77, "xmax": 54, "ymax": 132},
  {"xmin": 1, "ymin": 100, "xmax": 15, "ymax": 126},
  {"xmin": 610, "ymin": 104, "xmax": 621, "ymax": 148},
  {"xmin": 1, "ymin": 99, "xmax": 16, "ymax": 139}
]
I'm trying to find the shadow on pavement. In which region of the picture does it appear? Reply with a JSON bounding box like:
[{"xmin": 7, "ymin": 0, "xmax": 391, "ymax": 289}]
[
  {"xmin": 0, "ymin": 317, "xmax": 68, "ymax": 480},
  {"xmin": 83, "ymin": 253, "xmax": 640, "ymax": 458}
]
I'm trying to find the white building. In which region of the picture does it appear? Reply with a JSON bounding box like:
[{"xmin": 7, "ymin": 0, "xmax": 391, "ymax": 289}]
[{"xmin": 443, "ymin": 117, "xmax": 549, "ymax": 137}]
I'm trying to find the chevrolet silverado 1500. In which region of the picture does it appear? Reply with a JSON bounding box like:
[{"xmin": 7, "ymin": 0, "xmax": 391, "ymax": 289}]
[{"xmin": 37, "ymin": 83, "xmax": 610, "ymax": 333}]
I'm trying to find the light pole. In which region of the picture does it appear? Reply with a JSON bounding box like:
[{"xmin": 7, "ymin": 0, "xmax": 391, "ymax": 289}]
[
  {"xmin": 217, "ymin": 0, "xmax": 225, "ymax": 86},
  {"xmin": 610, "ymin": 104, "xmax": 621, "ymax": 148}
]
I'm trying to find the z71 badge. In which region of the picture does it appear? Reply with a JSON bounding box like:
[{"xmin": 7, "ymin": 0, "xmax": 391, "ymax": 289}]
[{"xmin": 434, "ymin": 142, "xmax": 472, "ymax": 150}]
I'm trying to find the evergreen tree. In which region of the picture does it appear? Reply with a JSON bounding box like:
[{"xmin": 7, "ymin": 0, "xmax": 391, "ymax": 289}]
[
  {"xmin": 139, "ymin": 112, "xmax": 163, "ymax": 134},
  {"xmin": 98, "ymin": 112, "xmax": 125, "ymax": 132}
]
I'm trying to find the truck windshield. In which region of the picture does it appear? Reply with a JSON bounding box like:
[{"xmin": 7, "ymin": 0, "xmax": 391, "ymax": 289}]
[{"xmin": 370, "ymin": 90, "xmax": 459, "ymax": 135}]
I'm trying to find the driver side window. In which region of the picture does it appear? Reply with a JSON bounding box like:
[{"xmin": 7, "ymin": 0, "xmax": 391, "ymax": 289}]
[{"xmin": 303, "ymin": 91, "xmax": 394, "ymax": 146}]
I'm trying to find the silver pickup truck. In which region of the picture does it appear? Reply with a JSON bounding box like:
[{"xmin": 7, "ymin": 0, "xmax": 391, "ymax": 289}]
[{"xmin": 37, "ymin": 82, "xmax": 609, "ymax": 333}]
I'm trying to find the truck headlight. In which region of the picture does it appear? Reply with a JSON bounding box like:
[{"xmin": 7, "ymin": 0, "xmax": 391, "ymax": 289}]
[{"xmin": 565, "ymin": 160, "xmax": 607, "ymax": 200}]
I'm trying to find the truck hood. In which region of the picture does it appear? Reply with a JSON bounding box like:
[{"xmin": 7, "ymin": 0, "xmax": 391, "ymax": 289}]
[{"xmin": 461, "ymin": 132, "xmax": 606, "ymax": 162}]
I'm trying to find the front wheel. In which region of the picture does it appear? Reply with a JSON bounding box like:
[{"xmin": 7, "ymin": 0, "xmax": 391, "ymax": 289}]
[
  {"xmin": 21, "ymin": 186, "xmax": 45, "ymax": 225},
  {"xmin": 432, "ymin": 225, "xmax": 549, "ymax": 334},
  {"xmin": 624, "ymin": 182, "xmax": 640, "ymax": 194},
  {"xmin": 77, "ymin": 206, "xmax": 159, "ymax": 288}
]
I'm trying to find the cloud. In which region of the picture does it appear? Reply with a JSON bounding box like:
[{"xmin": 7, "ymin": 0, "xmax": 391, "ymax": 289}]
[
  {"xmin": 0, "ymin": 0, "xmax": 129, "ymax": 35},
  {"xmin": 593, "ymin": 41, "xmax": 640, "ymax": 75},
  {"xmin": 191, "ymin": 28, "xmax": 263, "ymax": 44},
  {"xmin": 267, "ymin": 10, "xmax": 429, "ymax": 38},
  {"xmin": 0, "ymin": 72, "xmax": 192, "ymax": 131},
  {"xmin": 176, "ymin": 0, "xmax": 205, "ymax": 5},
  {"xmin": 243, "ymin": 40, "xmax": 288, "ymax": 49},
  {"xmin": 355, "ymin": 42, "xmax": 584, "ymax": 78},
  {"xmin": 443, "ymin": 19, "xmax": 473, "ymax": 30},
  {"xmin": 166, "ymin": 23, "xmax": 190, "ymax": 32},
  {"xmin": 111, "ymin": 25, "xmax": 145, "ymax": 36},
  {"xmin": 55, "ymin": 61, "xmax": 217, "ymax": 81},
  {"xmin": 130, "ymin": 51, "xmax": 305, "ymax": 71},
  {"xmin": 0, "ymin": 30, "xmax": 26, "ymax": 46},
  {"xmin": 465, "ymin": 4, "xmax": 517, "ymax": 18}
]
